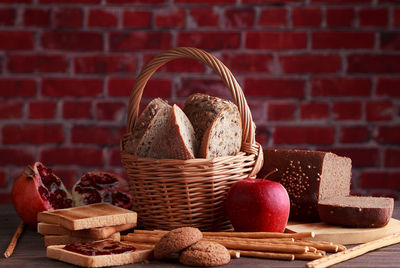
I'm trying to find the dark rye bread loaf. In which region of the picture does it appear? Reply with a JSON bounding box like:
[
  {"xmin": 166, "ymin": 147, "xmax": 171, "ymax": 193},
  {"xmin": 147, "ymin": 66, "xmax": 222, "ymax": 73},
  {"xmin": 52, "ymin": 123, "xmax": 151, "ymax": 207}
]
[
  {"xmin": 183, "ymin": 93, "xmax": 242, "ymax": 158},
  {"xmin": 318, "ymin": 196, "xmax": 394, "ymax": 228},
  {"xmin": 259, "ymin": 149, "xmax": 352, "ymax": 222}
]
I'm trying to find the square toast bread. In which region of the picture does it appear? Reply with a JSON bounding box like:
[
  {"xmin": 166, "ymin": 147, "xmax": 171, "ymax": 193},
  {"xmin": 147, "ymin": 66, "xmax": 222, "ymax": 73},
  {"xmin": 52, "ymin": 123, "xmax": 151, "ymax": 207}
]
[
  {"xmin": 44, "ymin": 232, "xmax": 120, "ymax": 247},
  {"xmin": 47, "ymin": 243, "xmax": 153, "ymax": 267},
  {"xmin": 37, "ymin": 203, "xmax": 137, "ymax": 231},
  {"xmin": 38, "ymin": 222, "xmax": 136, "ymax": 239}
]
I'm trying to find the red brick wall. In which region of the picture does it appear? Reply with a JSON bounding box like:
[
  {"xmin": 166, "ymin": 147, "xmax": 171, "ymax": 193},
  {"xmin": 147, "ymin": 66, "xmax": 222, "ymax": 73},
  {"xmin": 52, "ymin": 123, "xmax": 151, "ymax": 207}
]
[{"xmin": 0, "ymin": 0, "xmax": 399, "ymax": 203}]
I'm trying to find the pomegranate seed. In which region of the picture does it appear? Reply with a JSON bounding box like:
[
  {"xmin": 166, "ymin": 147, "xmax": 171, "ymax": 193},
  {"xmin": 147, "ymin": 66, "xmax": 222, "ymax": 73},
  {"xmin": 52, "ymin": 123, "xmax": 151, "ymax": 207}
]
[{"xmin": 38, "ymin": 186, "xmax": 49, "ymax": 201}]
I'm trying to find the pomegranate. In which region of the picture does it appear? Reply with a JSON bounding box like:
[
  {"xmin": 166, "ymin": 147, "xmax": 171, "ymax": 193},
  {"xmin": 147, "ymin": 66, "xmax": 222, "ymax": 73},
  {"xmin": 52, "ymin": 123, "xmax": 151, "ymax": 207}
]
[
  {"xmin": 72, "ymin": 172, "xmax": 133, "ymax": 209},
  {"xmin": 12, "ymin": 162, "xmax": 73, "ymax": 227}
]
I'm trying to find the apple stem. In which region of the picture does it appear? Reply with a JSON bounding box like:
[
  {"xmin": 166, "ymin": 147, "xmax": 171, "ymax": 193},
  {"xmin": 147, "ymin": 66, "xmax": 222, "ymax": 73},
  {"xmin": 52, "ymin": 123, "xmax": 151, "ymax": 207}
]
[{"xmin": 262, "ymin": 168, "xmax": 278, "ymax": 180}]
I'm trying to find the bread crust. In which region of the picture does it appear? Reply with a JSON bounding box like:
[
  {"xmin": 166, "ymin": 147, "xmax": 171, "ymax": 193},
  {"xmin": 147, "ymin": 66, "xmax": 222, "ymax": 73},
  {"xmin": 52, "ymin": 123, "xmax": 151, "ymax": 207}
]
[
  {"xmin": 259, "ymin": 149, "xmax": 352, "ymax": 222},
  {"xmin": 37, "ymin": 203, "xmax": 137, "ymax": 231},
  {"xmin": 47, "ymin": 244, "xmax": 152, "ymax": 267},
  {"xmin": 318, "ymin": 197, "xmax": 394, "ymax": 228}
]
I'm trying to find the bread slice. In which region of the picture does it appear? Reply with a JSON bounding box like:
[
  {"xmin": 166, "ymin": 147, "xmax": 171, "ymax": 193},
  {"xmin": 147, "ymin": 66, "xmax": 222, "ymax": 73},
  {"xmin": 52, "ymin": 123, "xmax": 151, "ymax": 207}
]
[
  {"xmin": 44, "ymin": 232, "xmax": 120, "ymax": 247},
  {"xmin": 37, "ymin": 203, "xmax": 137, "ymax": 231},
  {"xmin": 199, "ymin": 108, "xmax": 242, "ymax": 158},
  {"xmin": 183, "ymin": 93, "xmax": 242, "ymax": 158},
  {"xmin": 318, "ymin": 196, "xmax": 394, "ymax": 228},
  {"xmin": 259, "ymin": 149, "xmax": 352, "ymax": 222},
  {"xmin": 124, "ymin": 98, "xmax": 170, "ymax": 156},
  {"xmin": 148, "ymin": 104, "xmax": 197, "ymax": 160},
  {"xmin": 38, "ymin": 222, "xmax": 135, "ymax": 239},
  {"xmin": 47, "ymin": 241, "xmax": 153, "ymax": 267}
]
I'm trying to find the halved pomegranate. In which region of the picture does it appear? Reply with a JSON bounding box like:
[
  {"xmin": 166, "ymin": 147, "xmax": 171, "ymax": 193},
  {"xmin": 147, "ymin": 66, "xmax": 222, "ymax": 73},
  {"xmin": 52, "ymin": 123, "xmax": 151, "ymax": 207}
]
[
  {"xmin": 72, "ymin": 171, "xmax": 133, "ymax": 209},
  {"xmin": 12, "ymin": 162, "xmax": 73, "ymax": 227}
]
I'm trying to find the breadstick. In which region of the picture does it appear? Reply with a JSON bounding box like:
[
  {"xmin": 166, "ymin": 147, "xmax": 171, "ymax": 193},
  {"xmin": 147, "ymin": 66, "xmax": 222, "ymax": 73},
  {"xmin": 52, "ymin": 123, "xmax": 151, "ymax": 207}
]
[
  {"xmin": 134, "ymin": 229, "xmax": 315, "ymax": 239},
  {"xmin": 294, "ymin": 252, "xmax": 324, "ymax": 261},
  {"xmin": 239, "ymin": 250, "xmax": 295, "ymax": 261},
  {"xmin": 123, "ymin": 234, "xmax": 308, "ymax": 254},
  {"xmin": 294, "ymin": 240, "xmax": 339, "ymax": 253},
  {"xmin": 211, "ymin": 240, "xmax": 308, "ymax": 254},
  {"xmin": 228, "ymin": 250, "xmax": 240, "ymax": 259},
  {"xmin": 4, "ymin": 221, "xmax": 24, "ymax": 258},
  {"xmin": 306, "ymin": 232, "xmax": 400, "ymax": 268}
]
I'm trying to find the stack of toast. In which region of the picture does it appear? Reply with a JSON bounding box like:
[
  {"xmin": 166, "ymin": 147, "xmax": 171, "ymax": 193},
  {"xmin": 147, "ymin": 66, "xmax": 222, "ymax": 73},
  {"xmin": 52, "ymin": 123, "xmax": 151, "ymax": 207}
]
[{"xmin": 37, "ymin": 203, "xmax": 137, "ymax": 247}]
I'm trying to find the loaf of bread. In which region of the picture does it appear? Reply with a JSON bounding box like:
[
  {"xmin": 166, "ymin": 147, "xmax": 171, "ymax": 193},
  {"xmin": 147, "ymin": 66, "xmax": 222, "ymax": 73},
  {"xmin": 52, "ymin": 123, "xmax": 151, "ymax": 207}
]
[
  {"xmin": 259, "ymin": 149, "xmax": 352, "ymax": 222},
  {"xmin": 148, "ymin": 104, "xmax": 197, "ymax": 160},
  {"xmin": 37, "ymin": 203, "xmax": 137, "ymax": 231},
  {"xmin": 124, "ymin": 98, "xmax": 171, "ymax": 156},
  {"xmin": 318, "ymin": 196, "xmax": 394, "ymax": 228},
  {"xmin": 44, "ymin": 232, "xmax": 120, "ymax": 247},
  {"xmin": 47, "ymin": 241, "xmax": 152, "ymax": 267},
  {"xmin": 38, "ymin": 222, "xmax": 135, "ymax": 239},
  {"xmin": 183, "ymin": 93, "xmax": 242, "ymax": 158}
]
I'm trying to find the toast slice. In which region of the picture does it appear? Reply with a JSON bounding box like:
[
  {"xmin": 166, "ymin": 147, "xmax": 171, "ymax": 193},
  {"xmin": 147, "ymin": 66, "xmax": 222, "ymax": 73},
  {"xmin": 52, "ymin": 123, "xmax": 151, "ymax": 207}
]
[
  {"xmin": 44, "ymin": 232, "xmax": 121, "ymax": 247},
  {"xmin": 47, "ymin": 241, "xmax": 153, "ymax": 267},
  {"xmin": 37, "ymin": 203, "xmax": 137, "ymax": 231},
  {"xmin": 38, "ymin": 222, "xmax": 136, "ymax": 239}
]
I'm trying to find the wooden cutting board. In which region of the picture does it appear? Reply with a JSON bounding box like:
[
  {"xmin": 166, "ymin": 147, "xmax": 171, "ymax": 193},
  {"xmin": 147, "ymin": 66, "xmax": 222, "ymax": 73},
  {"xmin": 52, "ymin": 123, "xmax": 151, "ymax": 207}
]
[{"xmin": 286, "ymin": 218, "xmax": 400, "ymax": 245}]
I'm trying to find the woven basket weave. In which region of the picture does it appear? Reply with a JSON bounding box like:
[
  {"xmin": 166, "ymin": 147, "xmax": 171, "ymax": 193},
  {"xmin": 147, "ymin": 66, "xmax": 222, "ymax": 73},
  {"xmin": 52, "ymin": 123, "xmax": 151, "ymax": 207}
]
[{"xmin": 120, "ymin": 47, "xmax": 263, "ymax": 231}]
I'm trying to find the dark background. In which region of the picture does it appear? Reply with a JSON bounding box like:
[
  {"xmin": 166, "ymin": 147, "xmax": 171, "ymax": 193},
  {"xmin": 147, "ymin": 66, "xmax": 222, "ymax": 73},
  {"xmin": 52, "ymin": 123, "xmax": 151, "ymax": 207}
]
[{"xmin": 0, "ymin": 0, "xmax": 399, "ymax": 203}]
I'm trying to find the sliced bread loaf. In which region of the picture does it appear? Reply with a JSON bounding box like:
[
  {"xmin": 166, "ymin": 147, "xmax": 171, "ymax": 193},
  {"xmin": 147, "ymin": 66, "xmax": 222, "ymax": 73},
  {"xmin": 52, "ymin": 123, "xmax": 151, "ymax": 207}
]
[
  {"xmin": 199, "ymin": 108, "xmax": 242, "ymax": 158},
  {"xmin": 124, "ymin": 98, "xmax": 170, "ymax": 155},
  {"xmin": 183, "ymin": 93, "xmax": 242, "ymax": 159},
  {"xmin": 148, "ymin": 104, "xmax": 197, "ymax": 160},
  {"xmin": 259, "ymin": 149, "xmax": 352, "ymax": 222},
  {"xmin": 318, "ymin": 196, "xmax": 394, "ymax": 228}
]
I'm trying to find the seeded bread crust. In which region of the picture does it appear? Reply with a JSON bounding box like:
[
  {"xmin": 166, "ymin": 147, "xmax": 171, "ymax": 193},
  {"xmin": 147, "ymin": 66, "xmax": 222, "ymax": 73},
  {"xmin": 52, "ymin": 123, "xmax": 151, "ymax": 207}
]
[
  {"xmin": 148, "ymin": 105, "xmax": 197, "ymax": 160},
  {"xmin": 318, "ymin": 196, "xmax": 394, "ymax": 228},
  {"xmin": 154, "ymin": 227, "xmax": 203, "ymax": 260},
  {"xmin": 183, "ymin": 93, "xmax": 242, "ymax": 159},
  {"xmin": 179, "ymin": 241, "xmax": 231, "ymax": 267},
  {"xmin": 259, "ymin": 149, "xmax": 352, "ymax": 222},
  {"xmin": 124, "ymin": 98, "xmax": 170, "ymax": 155}
]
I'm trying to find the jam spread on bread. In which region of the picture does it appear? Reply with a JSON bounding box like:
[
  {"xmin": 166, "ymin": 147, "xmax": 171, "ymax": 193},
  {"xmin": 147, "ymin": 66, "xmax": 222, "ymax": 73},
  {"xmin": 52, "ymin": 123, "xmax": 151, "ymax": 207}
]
[{"xmin": 63, "ymin": 240, "xmax": 136, "ymax": 256}]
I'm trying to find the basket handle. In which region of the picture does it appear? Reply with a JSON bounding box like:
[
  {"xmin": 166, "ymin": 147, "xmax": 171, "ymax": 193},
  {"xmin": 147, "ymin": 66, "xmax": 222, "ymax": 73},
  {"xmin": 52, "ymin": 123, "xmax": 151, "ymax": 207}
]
[{"xmin": 126, "ymin": 47, "xmax": 263, "ymax": 175}]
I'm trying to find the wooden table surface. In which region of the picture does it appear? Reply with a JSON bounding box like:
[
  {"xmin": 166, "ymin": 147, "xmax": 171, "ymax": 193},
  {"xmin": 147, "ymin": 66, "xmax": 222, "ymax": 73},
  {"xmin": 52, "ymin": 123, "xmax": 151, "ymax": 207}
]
[{"xmin": 0, "ymin": 204, "xmax": 399, "ymax": 268}]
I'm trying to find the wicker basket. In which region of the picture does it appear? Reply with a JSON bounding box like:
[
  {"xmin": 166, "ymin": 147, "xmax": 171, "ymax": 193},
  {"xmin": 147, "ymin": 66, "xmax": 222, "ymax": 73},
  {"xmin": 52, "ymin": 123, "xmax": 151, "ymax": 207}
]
[{"xmin": 120, "ymin": 47, "xmax": 263, "ymax": 231}]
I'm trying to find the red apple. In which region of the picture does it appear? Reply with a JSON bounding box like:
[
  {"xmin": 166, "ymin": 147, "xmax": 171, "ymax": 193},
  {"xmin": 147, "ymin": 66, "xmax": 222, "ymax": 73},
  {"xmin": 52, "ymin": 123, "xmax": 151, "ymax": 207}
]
[{"xmin": 225, "ymin": 178, "xmax": 290, "ymax": 232}]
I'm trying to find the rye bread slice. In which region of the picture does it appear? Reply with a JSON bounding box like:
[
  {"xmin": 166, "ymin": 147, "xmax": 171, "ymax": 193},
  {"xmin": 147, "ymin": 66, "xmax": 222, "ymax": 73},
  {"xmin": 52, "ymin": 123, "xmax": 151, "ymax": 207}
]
[
  {"xmin": 148, "ymin": 104, "xmax": 197, "ymax": 160},
  {"xmin": 259, "ymin": 149, "xmax": 352, "ymax": 222},
  {"xmin": 183, "ymin": 93, "xmax": 242, "ymax": 159},
  {"xmin": 318, "ymin": 196, "xmax": 394, "ymax": 228},
  {"xmin": 47, "ymin": 242, "xmax": 152, "ymax": 267},
  {"xmin": 124, "ymin": 98, "xmax": 170, "ymax": 155}
]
